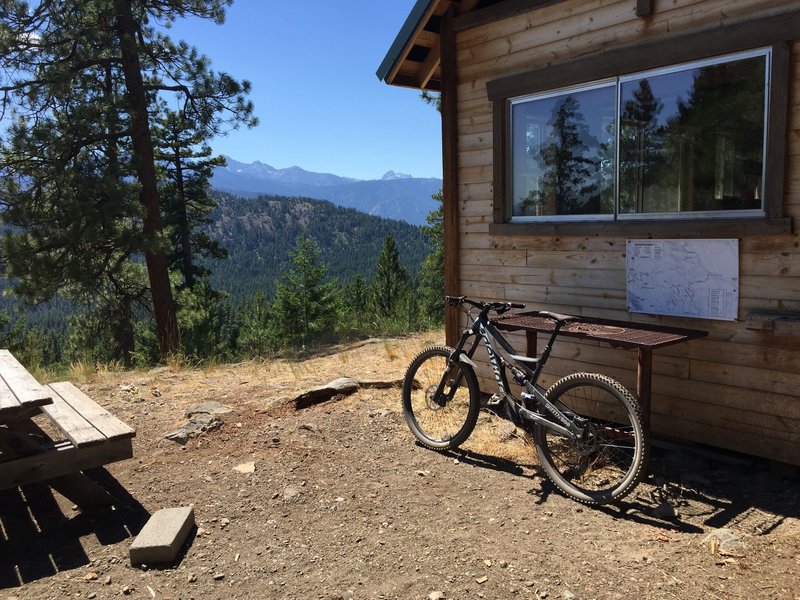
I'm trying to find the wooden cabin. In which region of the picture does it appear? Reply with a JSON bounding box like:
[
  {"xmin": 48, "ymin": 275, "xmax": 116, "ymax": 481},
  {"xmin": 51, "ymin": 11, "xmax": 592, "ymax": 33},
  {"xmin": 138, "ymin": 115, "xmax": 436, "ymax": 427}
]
[{"xmin": 378, "ymin": 0, "xmax": 800, "ymax": 464}]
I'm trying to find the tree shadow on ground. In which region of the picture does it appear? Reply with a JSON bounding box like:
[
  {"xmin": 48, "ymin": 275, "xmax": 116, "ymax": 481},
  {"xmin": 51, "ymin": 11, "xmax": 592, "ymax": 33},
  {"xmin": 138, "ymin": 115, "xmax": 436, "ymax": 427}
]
[{"xmin": 0, "ymin": 468, "xmax": 149, "ymax": 589}]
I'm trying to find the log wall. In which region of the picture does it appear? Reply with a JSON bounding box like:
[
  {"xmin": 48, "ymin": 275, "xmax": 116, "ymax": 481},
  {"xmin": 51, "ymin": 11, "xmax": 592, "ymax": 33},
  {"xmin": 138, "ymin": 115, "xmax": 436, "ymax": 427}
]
[{"xmin": 451, "ymin": 0, "xmax": 800, "ymax": 463}]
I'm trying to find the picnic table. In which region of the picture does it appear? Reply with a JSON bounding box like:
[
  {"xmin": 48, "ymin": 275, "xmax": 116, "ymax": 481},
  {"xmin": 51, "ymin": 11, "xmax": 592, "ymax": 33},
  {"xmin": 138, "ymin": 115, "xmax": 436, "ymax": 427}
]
[
  {"xmin": 0, "ymin": 350, "xmax": 135, "ymax": 509},
  {"xmin": 492, "ymin": 312, "xmax": 708, "ymax": 428}
]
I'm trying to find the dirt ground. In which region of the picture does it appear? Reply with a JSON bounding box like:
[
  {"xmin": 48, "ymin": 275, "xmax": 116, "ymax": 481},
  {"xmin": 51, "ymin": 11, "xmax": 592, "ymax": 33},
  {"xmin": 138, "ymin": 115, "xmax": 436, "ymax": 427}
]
[{"xmin": 2, "ymin": 332, "xmax": 799, "ymax": 600}]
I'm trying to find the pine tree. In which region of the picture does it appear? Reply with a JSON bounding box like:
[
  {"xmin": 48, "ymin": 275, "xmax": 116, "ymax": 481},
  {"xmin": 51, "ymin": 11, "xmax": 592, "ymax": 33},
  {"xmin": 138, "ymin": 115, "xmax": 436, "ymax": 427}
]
[
  {"xmin": 154, "ymin": 108, "xmax": 228, "ymax": 289},
  {"xmin": 371, "ymin": 233, "xmax": 408, "ymax": 319},
  {"xmin": 417, "ymin": 190, "xmax": 445, "ymax": 326},
  {"xmin": 175, "ymin": 277, "xmax": 226, "ymax": 359},
  {"xmin": 270, "ymin": 235, "xmax": 340, "ymax": 348},
  {"xmin": 238, "ymin": 291, "xmax": 274, "ymax": 356},
  {"xmin": 0, "ymin": 0, "xmax": 255, "ymax": 357}
]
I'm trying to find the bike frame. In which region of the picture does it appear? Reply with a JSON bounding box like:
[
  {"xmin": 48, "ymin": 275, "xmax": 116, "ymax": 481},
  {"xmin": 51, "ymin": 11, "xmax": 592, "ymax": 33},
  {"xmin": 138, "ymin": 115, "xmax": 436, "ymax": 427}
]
[{"xmin": 445, "ymin": 305, "xmax": 584, "ymax": 440}]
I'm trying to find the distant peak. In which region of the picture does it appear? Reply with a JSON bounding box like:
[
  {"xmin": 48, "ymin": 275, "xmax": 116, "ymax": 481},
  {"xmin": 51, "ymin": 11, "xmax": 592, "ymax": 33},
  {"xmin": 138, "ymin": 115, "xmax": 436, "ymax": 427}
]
[{"xmin": 381, "ymin": 170, "xmax": 412, "ymax": 180}]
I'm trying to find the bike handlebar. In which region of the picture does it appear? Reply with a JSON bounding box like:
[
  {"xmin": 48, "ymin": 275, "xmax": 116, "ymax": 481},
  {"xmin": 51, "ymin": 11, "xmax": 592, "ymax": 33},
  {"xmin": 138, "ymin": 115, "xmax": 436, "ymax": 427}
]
[
  {"xmin": 445, "ymin": 295, "xmax": 526, "ymax": 313},
  {"xmin": 445, "ymin": 296, "xmax": 580, "ymax": 325}
]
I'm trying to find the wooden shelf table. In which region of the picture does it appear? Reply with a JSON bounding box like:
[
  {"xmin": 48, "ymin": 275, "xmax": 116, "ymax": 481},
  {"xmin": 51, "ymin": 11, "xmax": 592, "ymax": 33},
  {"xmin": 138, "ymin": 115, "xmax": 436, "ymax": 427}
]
[{"xmin": 492, "ymin": 313, "xmax": 708, "ymax": 429}]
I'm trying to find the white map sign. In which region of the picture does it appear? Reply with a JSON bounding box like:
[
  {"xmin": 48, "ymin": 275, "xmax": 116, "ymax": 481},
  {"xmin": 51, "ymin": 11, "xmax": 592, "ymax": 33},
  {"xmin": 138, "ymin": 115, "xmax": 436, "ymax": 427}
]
[{"xmin": 626, "ymin": 239, "xmax": 739, "ymax": 321}]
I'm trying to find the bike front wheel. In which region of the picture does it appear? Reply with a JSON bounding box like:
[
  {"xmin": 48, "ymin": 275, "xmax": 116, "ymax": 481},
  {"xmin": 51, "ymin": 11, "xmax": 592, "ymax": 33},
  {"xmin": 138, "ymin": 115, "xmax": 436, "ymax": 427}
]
[
  {"xmin": 402, "ymin": 346, "xmax": 480, "ymax": 450},
  {"xmin": 533, "ymin": 372, "xmax": 648, "ymax": 505}
]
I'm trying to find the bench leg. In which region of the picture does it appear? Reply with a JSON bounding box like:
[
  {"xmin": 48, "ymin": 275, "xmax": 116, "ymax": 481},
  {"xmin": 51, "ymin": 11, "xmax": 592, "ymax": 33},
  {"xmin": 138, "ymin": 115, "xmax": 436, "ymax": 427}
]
[
  {"xmin": 47, "ymin": 473, "xmax": 116, "ymax": 510},
  {"xmin": 637, "ymin": 348, "xmax": 653, "ymax": 430}
]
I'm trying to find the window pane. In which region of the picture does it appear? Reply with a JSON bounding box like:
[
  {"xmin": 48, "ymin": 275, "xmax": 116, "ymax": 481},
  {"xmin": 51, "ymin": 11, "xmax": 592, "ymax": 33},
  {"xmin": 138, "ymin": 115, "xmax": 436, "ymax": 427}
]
[
  {"xmin": 511, "ymin": 85, "xmax": 616, "ymax": 217},
  {"xmin": 619, "ymin": 54, "xmax": 767, "ymax": 215}
]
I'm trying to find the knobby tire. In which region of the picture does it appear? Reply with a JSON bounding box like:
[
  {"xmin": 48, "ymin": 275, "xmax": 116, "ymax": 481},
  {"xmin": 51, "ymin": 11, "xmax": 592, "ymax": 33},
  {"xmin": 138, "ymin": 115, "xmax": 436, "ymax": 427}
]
[
  {"xmin": 401, "ymin": 346, "xmax": 480, "ymax": 450},
  {"xmin": 533, "ymin": 372, "xmax": 648, "ymax": 505}
]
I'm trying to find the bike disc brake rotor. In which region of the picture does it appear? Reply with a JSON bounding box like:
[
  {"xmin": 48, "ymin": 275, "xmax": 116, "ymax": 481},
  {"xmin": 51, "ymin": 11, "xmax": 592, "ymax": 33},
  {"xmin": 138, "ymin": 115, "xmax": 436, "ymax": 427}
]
[{"xmin": 424, "ymin": 384, "xmax": 448, "ymax": 409}]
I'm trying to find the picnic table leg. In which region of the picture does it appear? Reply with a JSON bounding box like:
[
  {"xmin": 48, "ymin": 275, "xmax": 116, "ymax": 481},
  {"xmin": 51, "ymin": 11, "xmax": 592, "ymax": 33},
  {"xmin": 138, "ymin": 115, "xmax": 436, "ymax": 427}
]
[
  {"xmin": 637, "ymin": 348, "xmax": 653, "ymax": 430},
  {"xmin": 46, "ymin": 473, "xmax": 116, "ymax": 509},
  {"xmin": 1, "ymin": 418, "xmax": 115, "ymax": 509}
]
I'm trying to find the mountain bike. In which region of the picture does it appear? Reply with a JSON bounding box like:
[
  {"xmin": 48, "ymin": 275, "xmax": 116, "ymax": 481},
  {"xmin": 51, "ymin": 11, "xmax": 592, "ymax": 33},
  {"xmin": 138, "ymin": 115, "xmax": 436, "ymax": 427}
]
[{"xmin": 401, "ymin": 296, "xmax": 648, "ymax": 505}]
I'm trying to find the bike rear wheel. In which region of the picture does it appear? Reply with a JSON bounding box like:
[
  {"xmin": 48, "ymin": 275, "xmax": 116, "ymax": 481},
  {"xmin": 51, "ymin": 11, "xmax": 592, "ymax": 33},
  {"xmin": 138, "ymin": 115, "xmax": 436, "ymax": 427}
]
[
  {"xmin": 402, "ymin": 346, "xmax": 480, "ymax": 450},
  {"xmin": 533, "ymin": 372, "xmax": 648, "ymax": 505}
]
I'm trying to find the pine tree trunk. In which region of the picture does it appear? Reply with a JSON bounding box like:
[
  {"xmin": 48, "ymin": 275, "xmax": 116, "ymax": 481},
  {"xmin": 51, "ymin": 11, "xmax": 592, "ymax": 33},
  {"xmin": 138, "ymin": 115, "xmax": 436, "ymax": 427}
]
[
  {"xmin": 173, "ymin": 150, "xmax": 195, "ymax": 288},
  {"xmin": 114, "ymin": 0, "xmax": 179, "ymax": 357}
]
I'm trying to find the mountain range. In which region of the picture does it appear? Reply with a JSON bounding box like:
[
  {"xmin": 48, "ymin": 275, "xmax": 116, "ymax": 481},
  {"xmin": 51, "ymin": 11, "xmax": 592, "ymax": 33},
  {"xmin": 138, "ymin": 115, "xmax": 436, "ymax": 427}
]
[{"xmin": 211, "ymin": 157, "xmax": 442, "ymax": 226}]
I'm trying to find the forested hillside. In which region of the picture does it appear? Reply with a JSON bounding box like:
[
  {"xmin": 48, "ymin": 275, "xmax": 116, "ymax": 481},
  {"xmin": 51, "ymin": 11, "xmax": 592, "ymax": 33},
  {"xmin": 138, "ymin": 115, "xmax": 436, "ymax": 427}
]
[
  {"xmin": 0, "ymin": 2, "xmax": 443, "ymax": 369},
  {"xmin": 208, "ymin": 193, "xmax": 430, "ymax": 301}
]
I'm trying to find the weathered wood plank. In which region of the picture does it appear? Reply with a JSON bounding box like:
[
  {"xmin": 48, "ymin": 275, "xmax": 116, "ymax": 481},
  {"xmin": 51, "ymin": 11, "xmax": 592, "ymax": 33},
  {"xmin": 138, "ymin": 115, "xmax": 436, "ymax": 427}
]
[
  {"xmin": 0, "ymin": 439, "xmax": 134, "ymax": 491},
  {"xmin": 462, "ymin": 0, "xmax": 798, "ymax": 86},
  {"xmin": 459, "ymin": 248, "xmax": 527, "ymax": 267},
  {"xmin": 460, "ymin": 264, "xmax": 627, "ymax": 288},
  {"xmin": 0, "ymin": 350, "xmax": 51, "ymax": 416},
  {"xmin": 652, "ymin": 412, "xmax": 798, "ymax": 464},
  {"xmin": 48, "ymin": 382, "xmax": 135, "ymax": 442},
  {"xmin": 39, "ymin": 393, "xmax": 104, "ymax": 448}
]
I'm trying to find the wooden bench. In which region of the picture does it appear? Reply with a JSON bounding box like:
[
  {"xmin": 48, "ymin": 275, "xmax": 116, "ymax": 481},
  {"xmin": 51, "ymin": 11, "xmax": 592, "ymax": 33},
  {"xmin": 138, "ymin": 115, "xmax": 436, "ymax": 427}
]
[{"xmin": 0, "ymin": 356, "xmax": 136, "ymax": 508}]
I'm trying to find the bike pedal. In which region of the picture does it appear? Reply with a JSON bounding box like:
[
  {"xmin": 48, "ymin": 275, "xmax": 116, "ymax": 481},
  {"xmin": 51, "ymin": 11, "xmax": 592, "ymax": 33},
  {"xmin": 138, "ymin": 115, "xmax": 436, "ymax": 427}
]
[{"xmin": 486, "ymin": 393, "xmax": 503, "ymax": 406}]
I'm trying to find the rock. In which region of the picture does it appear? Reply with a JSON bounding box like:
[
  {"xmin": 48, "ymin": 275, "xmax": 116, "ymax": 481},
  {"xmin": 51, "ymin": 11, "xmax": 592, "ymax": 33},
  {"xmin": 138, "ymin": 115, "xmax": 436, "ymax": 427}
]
[
  {"xmin": 293, "ymin": 377, "xmax": 359, "ymax": 409},
  {"xmin": 283, "ymin": 486, "xmax": 301, "ymax": 501},
  {"xmin": 234, "ymin": 461, "xmax": 256, "ymax": 474},
  {"xmin": 213, "ymin": 573, "xmax": 225, "ymax": 581},
  {"xmin": 357, "ymin": 378, "xmax": 405, "ymax": 389},
  {"xmin": 475, "ymin": 576, "xmax": 488, "ymax": 584},
  {"xmin": 498, "ymin": 424, "xmax": 517, "ymax": 442},
  {"xmin": 428, "ymin": 592, "xmax": 446, "ymax": 600},
  {"xmin": 563, "ymin": 591, "xmax": 576, "ymax": 599},
  {"xmin": 185, "ymin": 401, "xmax": 233, "ymax": 418},
  {"xmin": 165, "ymin": 413, "xmax": 223, "ymax": 444},
  {"xmin": 297, "ymin": 423, "xmax": 321, "ymax": 434},
  {"xmin": 702, "ymin": 528, "xmax": 746, "ymax": 555}
]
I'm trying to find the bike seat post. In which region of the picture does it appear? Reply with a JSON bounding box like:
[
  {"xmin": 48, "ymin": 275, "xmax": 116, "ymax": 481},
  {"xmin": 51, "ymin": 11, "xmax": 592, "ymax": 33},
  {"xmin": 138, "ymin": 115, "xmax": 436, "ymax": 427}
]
[{"xmin": 538, "ymin": 319, "xmax": 565, "ymax": 367}]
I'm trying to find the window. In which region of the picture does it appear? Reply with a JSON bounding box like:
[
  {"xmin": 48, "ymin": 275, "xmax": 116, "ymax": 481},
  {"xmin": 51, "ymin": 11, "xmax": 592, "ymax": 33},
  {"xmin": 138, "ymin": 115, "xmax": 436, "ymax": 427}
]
[
  {"xmin": 508, "ymin": 49, "xmax": 770, "ymax": 222},
  {"xmin": 511, "ymin": 82, "xmax": 616, "ymax": 219}
]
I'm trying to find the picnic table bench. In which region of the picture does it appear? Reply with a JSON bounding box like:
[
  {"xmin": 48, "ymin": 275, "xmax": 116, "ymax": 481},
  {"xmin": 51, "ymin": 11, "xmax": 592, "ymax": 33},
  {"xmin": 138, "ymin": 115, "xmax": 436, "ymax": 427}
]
[
  {"xmin": 492, "ymin": 312, "xmax": 708, "ymax": 428},
  {"xmin": 0, "ymin": 350, "xmax": 135, "ymax": 508}
]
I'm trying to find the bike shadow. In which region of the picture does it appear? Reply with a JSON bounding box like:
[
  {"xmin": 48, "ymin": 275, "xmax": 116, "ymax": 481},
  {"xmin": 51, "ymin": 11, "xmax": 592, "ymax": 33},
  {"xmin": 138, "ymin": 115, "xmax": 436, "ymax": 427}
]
[
  {"xmin": 0, "ymin": 467, "xmax": 149, "ymax": 589},
  {"xmin": 437, "ymin": 442, "xmax": 800, "ymax": 536},
  {"xmin": 437, "ymin": 446, "xmax": 531, "ymax": 477}
]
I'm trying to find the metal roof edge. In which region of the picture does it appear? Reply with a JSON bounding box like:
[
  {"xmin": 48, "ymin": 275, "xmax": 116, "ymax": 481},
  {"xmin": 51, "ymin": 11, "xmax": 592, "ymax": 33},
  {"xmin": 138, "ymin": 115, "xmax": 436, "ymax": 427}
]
[{"xmin": 375, "ymin": 0, "xmax": 436, "ymax": 83}]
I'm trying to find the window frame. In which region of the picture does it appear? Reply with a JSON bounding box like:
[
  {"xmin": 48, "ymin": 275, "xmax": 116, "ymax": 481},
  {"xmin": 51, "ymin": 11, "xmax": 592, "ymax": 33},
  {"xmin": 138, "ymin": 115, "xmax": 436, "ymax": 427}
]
[{"xmin": 486, "ymin": 12, "xmax": 794, "ymax": 237}]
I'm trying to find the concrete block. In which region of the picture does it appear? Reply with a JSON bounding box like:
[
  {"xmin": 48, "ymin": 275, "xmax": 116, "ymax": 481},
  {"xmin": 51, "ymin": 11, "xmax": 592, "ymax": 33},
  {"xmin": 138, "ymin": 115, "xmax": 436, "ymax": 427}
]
[{"xmin": 130, "ymin": 506, "xmax": 195, "ymax": 565}]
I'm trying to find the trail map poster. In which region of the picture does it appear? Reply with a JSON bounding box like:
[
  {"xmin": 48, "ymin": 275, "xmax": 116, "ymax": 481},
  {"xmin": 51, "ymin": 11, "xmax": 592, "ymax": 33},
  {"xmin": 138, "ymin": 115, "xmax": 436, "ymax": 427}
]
[{"xmin": 626, "ymin": 239, "xmax": 739, "ymax": 321}]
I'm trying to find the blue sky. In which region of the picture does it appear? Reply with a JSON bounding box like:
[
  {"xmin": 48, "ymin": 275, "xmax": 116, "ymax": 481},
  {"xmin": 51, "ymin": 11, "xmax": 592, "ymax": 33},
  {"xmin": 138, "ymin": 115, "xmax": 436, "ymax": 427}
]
[{"xmin": 166, "ymin": 1, "xmax": 442, "ymax": 181}]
